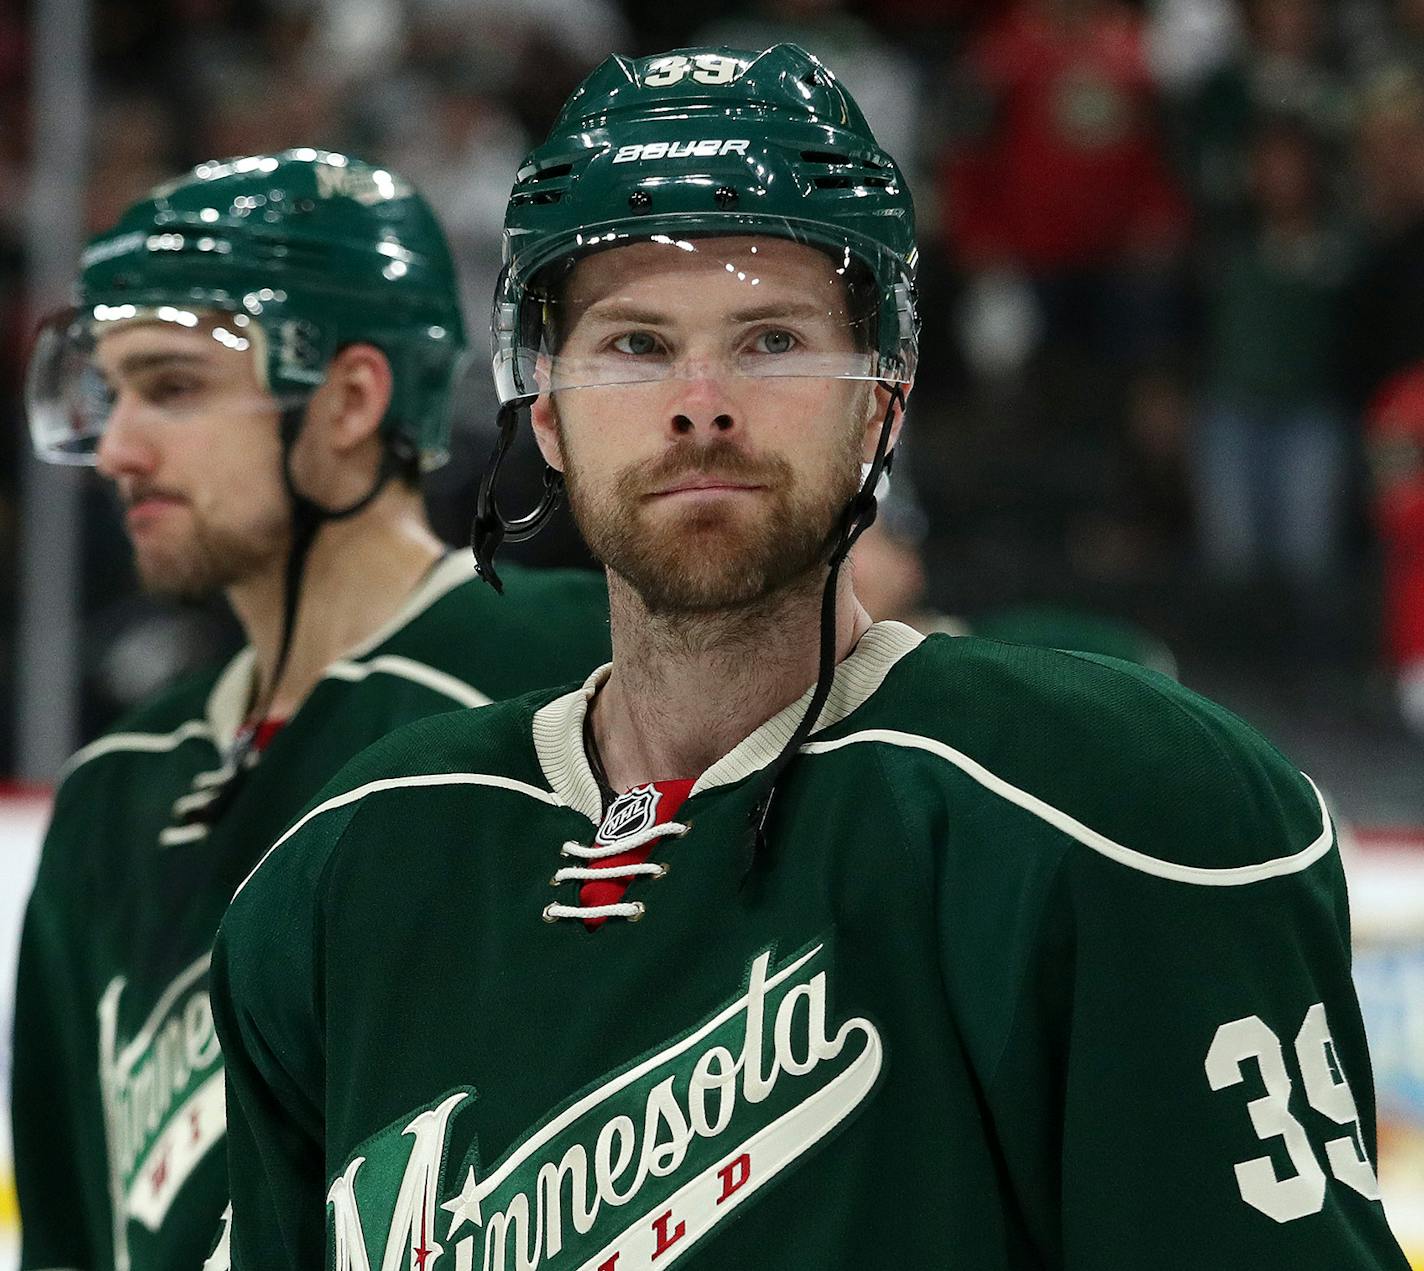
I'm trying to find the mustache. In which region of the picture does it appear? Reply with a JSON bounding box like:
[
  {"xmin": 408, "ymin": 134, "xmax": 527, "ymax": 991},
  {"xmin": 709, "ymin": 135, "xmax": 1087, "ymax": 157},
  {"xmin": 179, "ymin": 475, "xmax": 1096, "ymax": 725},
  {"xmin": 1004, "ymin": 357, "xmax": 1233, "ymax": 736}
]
[
  {"xmin": 118, "ymin": 481, "xmax": 187, "ymax": 508},
  {"xmin": 631, "ymin": 441, "xmax": 790, "ymax": 494}
]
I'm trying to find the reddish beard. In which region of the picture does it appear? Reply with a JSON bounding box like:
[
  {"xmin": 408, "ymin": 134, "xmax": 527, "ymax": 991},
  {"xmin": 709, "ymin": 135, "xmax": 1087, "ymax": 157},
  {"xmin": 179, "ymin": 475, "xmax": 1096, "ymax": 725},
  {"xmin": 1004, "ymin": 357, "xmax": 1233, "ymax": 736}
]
[{"xmin": 561, "ymin": 433, "xmax": 863, "ymax": 615}]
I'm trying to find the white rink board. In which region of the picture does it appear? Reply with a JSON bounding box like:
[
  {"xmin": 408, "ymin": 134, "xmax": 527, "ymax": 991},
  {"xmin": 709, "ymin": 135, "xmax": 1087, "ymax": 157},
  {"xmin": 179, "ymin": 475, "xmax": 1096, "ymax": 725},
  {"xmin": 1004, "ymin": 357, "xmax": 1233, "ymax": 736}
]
[{"xmin": 0, "ymin": 792, "xmax": 49, "ymax": 1271}]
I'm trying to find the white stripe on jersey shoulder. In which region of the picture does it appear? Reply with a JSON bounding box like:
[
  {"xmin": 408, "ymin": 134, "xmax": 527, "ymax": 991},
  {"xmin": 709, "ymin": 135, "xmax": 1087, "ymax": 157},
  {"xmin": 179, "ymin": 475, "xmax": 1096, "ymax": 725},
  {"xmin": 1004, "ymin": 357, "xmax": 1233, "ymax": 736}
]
[
  {"xmin": 60, "ymin": 718, "xmax": 216, "ymax": 782},
  {"xmin": 233, "ymin": 771, "xmax": 563, "ymax": 898},
  {"xmin": 801, "ymin": 728, "xmax": 1335, "ymax": 886},
  {"xmin": 531, "ymin": 621, "xmax": 926, "ymax": 821},
  {"xmin": 322, "ymin": 654, "xmax": 491, "ymax": 709}
]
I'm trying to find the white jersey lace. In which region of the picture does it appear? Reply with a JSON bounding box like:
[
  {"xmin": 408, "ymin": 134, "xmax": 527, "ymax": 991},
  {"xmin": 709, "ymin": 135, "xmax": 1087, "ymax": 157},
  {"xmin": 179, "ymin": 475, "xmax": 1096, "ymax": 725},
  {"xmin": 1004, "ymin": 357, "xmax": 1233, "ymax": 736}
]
[{"xmin": 542, "ymin": 819, "xmax": 690, "ymax": 923}]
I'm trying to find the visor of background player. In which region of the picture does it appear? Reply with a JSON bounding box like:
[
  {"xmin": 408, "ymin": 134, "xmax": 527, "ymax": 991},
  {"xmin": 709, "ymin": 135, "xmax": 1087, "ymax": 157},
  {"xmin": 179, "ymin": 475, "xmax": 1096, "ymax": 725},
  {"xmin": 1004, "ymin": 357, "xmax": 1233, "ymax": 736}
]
[
  {"xmin": 493, "ymin": 228, "xmax": 917, "ymax": 404},
  {"xmin": 26, "ymin": 303, "xmax": 311, "ymax": 464}
]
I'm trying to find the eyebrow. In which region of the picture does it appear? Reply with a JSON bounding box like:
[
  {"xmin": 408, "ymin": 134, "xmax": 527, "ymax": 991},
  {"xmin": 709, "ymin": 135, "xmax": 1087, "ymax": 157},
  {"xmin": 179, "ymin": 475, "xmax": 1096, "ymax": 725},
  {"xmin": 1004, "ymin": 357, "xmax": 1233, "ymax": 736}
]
[
  {"xmin": 576, "ymin": 299, "xmax": 838, "ymax": 326},
  {"xmin": 111, "ymin": 351, "xmax": 211, "ymax": 377}
]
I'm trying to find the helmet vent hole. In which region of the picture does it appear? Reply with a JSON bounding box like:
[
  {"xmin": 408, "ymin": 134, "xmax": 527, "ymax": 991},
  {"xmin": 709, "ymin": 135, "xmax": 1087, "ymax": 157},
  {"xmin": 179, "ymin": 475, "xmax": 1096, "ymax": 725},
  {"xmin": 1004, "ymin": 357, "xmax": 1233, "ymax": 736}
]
[
  {"xmin": 628, "ymin": 191, "xmax": 652, "ymax": 211},
  {"xmin": 801, "ymin": 150, "xmax": 854, "ymax": 166},
  {"xmin": 813, "ymin": 176, "xmax": 893, "ymax": 191},
  {"xmin": 530, "ymin": 163, "xmax": 573, "ymax": 184},
  {"xmin": 714, "ymin": 185, "xmax": 738, "ymax": 209}
]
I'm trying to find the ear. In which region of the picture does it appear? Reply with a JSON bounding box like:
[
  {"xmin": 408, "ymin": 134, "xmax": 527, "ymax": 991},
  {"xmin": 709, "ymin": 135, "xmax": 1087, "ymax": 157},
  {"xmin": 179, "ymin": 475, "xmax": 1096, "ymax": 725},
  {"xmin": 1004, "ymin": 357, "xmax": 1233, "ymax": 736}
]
[
  {"xmin": 312, "ymin": 343, "xmax": 394, "ymax": 456},
  {"xmin": 861, "ymin": 377, "xmax": 911, "ymax": 464},
  {"xmin": 529, "ymin": 392, "xmax": 566, "ymax": 473}
]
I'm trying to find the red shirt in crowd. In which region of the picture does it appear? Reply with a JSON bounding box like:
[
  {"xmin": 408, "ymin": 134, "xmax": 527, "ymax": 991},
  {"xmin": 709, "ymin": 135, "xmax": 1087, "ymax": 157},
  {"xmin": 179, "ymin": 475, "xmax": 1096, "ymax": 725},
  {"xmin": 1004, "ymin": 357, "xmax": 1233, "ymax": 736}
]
[{"xmin": 945, "ymin": 1, "xmax": 1188, "ymax": 271}]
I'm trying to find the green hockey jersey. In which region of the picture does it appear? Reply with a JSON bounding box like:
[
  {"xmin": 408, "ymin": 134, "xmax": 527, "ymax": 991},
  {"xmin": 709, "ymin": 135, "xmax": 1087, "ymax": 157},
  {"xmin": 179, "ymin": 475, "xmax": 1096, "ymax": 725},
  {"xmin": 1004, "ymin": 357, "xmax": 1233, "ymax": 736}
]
[
  {"xmin": 11, "ymin": 555, "xmax": 611, "ymax": 1271},
  {"xmin": 210, "ymin": 621, "xmax": 1410, "ymax": 1270}
]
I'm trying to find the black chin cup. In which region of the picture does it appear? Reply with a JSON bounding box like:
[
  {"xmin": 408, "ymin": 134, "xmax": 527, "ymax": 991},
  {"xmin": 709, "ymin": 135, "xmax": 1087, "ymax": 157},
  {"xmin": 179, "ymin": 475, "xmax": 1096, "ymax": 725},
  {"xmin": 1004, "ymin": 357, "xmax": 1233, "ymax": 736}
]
[{"xmin": 472, "ymin": 397, "xmax": 565, "ymax": 594}]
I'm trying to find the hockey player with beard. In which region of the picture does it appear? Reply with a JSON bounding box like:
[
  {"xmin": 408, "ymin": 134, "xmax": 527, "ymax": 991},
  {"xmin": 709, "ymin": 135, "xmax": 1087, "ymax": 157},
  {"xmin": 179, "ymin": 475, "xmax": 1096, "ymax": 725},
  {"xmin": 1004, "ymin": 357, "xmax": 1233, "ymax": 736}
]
[
  {"xmin": 211, "ymin": 51, "xmax": 1409, "ymax": 1269},
  {"xmin": 13, "ymin": 151, "xmax": 610, "ymax": 1271}
]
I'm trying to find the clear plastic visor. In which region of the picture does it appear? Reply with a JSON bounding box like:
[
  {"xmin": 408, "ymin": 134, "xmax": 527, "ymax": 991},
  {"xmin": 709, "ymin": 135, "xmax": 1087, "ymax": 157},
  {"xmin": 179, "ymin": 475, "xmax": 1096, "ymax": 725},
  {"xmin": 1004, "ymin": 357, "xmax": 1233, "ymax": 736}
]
[
  {"xmin": 494, "ymin": 234, "xmax": 913, "ymax": 405},
  {"xmin": 26, "ymin": 304, "xmax": 305, "ymax": 464}
]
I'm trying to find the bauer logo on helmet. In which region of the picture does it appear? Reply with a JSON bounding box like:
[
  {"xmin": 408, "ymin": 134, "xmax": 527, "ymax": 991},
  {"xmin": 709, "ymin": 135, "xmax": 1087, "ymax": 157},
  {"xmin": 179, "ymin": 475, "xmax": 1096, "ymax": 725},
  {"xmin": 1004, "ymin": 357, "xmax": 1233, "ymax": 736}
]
[{"xmin": 611, "ymin": 139, "xmax": 752, "ymax": 164}]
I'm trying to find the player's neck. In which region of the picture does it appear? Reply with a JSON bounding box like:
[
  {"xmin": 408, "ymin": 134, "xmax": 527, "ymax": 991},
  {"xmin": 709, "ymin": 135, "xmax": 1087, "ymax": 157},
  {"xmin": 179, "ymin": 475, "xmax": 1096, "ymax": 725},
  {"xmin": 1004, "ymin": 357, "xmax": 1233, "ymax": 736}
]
[
  {"xmin": 589, "ymin": 567, "xmax": 873, "ymax": 792},
  {"xmin": 227, "ymin": 488, "xmax": 445, "ymax": 718}
]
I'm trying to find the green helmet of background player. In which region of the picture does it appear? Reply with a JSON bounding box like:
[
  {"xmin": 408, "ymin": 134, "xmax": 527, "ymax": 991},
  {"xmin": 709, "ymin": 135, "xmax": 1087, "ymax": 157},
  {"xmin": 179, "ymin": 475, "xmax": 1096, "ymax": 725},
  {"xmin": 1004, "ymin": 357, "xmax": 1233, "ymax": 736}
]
[
  {"xmin": 476, "ymin": 42, "xmax": 919, "ymax": 583},
  {"xmin": 28, "ymin": 148, "xmax": 467, "ymax": 470}
]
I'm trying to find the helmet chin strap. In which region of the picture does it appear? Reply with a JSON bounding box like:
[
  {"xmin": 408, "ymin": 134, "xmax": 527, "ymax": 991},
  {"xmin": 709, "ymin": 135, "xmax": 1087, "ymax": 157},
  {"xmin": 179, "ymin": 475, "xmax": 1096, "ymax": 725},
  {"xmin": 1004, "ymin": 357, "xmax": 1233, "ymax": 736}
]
[
  {"xmin": 471, "ymin": 396, "xmax": 566, "ymax": 594},
  {"xmin": 743, "ymin": 381, "xmax": 905, "ymax": 873},
  {"xmin": 184, "ymin": 402, "xmax": 400, "ymax": 827}
]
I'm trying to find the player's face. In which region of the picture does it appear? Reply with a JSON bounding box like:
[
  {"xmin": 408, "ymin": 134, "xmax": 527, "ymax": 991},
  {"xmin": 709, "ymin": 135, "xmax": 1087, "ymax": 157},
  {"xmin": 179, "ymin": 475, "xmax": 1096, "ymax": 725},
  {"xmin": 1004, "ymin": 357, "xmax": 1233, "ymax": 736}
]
[
  {"xmin": 93, "ymin": 318, "xmax": 290, "ymax": 600},
  {"xmin": 533, "ymin": 236, "xmax": 890, "ymax": 614}
]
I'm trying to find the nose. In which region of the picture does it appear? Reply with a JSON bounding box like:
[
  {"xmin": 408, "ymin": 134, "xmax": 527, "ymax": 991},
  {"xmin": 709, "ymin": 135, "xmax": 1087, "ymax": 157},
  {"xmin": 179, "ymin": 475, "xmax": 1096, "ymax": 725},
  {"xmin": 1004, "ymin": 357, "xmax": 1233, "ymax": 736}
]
[
  {"xmin": 95, "ymin": 391, "xmax": 160, "ymax": 480},
  {"xmin": 669, "ymin": 373, "xmax": 740, "ymax": 438}
]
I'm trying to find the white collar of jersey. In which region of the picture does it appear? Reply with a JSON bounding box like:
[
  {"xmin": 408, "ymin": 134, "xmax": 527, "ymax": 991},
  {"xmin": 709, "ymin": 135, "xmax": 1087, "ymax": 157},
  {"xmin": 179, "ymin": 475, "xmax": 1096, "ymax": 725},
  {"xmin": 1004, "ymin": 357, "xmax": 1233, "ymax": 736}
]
[
  {"xmin": 532, "ymin": 620, "xmax": 926, "ymax": 824},
  {"xmin": 202, "ymin": 552, "xmax": 473, "ymax": 752}
]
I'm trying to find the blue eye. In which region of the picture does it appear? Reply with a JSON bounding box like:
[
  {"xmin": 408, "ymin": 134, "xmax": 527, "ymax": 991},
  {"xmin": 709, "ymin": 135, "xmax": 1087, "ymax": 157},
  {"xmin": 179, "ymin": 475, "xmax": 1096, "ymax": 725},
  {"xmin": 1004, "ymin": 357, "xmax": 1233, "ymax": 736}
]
[
  {"xmin": 756, "ymin": 330, "xmax": 796, "ymax": 354},
  {"xmin": 612, "ymin": 331, "xmax": 660, "ymax": 355}
]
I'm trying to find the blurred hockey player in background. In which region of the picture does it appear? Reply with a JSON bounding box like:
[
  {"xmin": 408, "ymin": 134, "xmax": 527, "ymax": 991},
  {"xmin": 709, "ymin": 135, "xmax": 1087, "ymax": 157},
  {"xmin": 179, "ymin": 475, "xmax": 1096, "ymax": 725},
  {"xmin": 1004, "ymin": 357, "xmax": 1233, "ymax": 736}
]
[{"xmin": 12, "ymin": 150, "xmax": 610, "ymax": 1271}]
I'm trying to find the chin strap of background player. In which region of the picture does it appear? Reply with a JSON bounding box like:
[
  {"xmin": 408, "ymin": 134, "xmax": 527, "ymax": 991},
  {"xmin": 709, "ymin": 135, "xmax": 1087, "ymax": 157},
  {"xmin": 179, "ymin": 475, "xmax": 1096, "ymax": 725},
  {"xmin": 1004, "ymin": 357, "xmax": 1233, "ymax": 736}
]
[
  {"xmin": 178, "ymin": 403, "xmax": 402, "ymax": 829},
  {"xmin": 743, "ymin": 382, "xmax": 905, "ymax": 874},
  {"xmin": 471, "ymin": 396, "xmax": 566, "ymax": 593}
]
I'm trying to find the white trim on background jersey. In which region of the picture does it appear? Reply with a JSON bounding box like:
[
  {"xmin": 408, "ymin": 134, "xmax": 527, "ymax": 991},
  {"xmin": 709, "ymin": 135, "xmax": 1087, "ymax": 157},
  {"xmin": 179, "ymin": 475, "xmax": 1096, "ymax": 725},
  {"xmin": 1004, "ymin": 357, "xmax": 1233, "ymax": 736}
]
[
  {"xmin": 203, "ymin": 553, "xmax": 477, "ymax": 751},
  {"xmin": 61, "ymin": 555, "xmax": 483, "ymax": 776},
  {"xmin": 322, "ymin": 655, "xmax": 491, "ymax": 709},
  {"xmin": 59, "ymin": 719, "xmax": 216, "ymax": 782},
  {"xmin": 800, "ymin": 728, "xmax": 1335, "ymax": 885}
]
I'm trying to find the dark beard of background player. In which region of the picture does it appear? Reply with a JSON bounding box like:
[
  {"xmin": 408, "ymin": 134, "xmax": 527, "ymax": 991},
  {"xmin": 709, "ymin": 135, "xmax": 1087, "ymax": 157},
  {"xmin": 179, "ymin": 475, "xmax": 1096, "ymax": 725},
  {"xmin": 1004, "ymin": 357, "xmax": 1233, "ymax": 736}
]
[
  {"xmin": 554, "ymin": 397, "xmax": 864, "ymax": 627},
  {"xmin": 126, "ymin": 487, "xmax": 290, "ymax": 604}
]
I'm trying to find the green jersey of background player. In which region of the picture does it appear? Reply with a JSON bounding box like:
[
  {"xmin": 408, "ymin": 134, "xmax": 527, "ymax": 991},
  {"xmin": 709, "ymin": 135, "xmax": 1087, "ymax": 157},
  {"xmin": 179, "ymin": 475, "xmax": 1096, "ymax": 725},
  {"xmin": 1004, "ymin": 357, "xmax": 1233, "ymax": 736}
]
[
  {"xmin": 12, "ymin": 150, "xmax": 610, "ymax": 1271},
  {"xmin": 211, "ymin": 49, "xmax": 1410, "ymax": 1270}
]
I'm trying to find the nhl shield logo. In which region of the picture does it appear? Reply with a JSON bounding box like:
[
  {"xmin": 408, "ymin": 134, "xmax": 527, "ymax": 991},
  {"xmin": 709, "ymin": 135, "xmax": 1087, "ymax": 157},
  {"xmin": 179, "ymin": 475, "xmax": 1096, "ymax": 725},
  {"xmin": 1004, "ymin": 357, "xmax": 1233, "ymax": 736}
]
[{"xmin": 597, "ymin": 783, "xmax": 662, "ymax": 844}]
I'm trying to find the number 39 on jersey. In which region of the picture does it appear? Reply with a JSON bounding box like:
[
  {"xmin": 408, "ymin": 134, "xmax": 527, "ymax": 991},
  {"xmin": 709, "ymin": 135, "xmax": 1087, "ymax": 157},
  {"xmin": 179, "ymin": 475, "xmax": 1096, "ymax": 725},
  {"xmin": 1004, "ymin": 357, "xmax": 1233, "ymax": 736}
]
[{"xmin": 1207, "ymin": 1003, "xmax": 1382, "ymax": 1224}]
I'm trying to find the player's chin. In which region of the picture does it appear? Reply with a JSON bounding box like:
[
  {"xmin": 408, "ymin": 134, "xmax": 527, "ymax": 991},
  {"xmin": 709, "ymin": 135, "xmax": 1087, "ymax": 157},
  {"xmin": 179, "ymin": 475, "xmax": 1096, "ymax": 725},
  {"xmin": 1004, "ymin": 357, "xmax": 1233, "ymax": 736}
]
[
  {"xmin": 637, "ymin": 569, "xmax": 774, "ymax": 615},
  {"xmin": 132, "ymin": 546, "xmax": 221, "ymax": 603}
]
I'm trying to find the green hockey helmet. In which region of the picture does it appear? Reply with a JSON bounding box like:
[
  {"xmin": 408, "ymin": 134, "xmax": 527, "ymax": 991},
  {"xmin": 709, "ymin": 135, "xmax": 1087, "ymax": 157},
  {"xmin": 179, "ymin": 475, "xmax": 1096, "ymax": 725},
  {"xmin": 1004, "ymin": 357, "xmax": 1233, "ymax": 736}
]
[
  {"xmin": 491, "ymin": 43, "xmax": 918, "ymax": 404},
  {"xmin": 28, "ymin": 148, "xmax": 467, "ymax": 468}
]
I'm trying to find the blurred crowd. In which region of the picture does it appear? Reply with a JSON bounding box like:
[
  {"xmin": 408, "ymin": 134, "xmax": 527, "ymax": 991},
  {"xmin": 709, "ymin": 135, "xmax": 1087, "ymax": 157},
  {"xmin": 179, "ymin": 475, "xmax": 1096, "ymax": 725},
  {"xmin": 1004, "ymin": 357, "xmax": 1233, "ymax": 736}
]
[{"xmin": 7, "ymin": 0, "xmax": 1424, "ymax": 762}]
